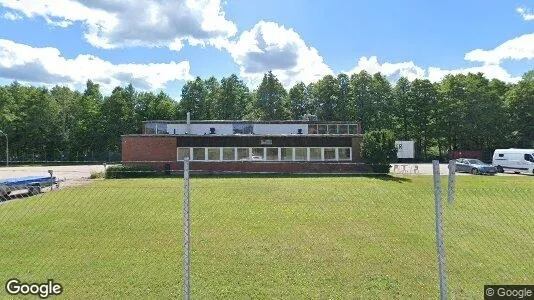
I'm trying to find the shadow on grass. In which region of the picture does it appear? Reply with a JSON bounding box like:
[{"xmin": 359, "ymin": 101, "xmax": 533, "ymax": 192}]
[
  {"xmin": 369, "ymin": 174, "xmax": 412, "ymax": 183},
  {"xmin": 192, "ymin": 172, "xmax": 412, "ymax": 182},
  {"xmin": 0, "ymin": 192, "xmax": 33, "ymax": 203},
  {"xmin": 104, "ymin": 172, "xmax": 412, "ymax": 183}
]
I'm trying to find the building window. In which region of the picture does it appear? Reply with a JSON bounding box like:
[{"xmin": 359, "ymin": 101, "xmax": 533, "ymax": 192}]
[
  {"xmin": 156, "ymin": 123, "xmax": 168, "ymax": 134},
  {"xmin": 324, "ymin": 148, "xmax": 336, "ymax": 160},
  {"xmin": 207, "ymin": 148, "xmax": 220, "ymax": 161},
  {"xmin": 145, "ymin": 123, "xmax": 156, "ymax": 134},
  {"xmin": 177, "ymin": 148, "xmax": 190, "ymax": 160},
  {"xmin": 295, "ymin": 148, "xmax": 307, "ymax": 161},
  {"xmin": 180, "ymin": 147, "xmax": 352, "ymax": 162},
  {"xmin": 327, "ymin": 125, "xmax": 337, "ymax": 134},
  {"xmin": 237, "ymin": 148, "xmax": 249, "ymax": 160},
  {"xmin": 348, "ymin": 124, "xmax": 358, "ymax": 134},
  {"xmin": 281, "ymin": 148, "xmax": 293, "ymax": 161},
  {"xmin": 337, "ymin": 124, "xmax": 348, "ymax": 134},
  {"xmin": 252, "ymin": 148, "xmax": 264, "ymax": 160},
  {"xmin": 339, "ymin": 147, "xmax": 351, "ymax": 160},
  {"xmin": 308, "ymin": 124, "xmax": 317, "ymax": 134},
  {"xmin": 223, "ymin": 148, "xmax": 235, "ymax": 161},
  {"xmin": 318, "ymin": 124, "xmax": 327, "ymax": 134},
  {"xmin": 192, "ymin": 148, "xmax": 205, "ymax": 161},
  {"xmin": 233, "ymin": 123, "xmax": 254, "ymax": 134},
  {"xmin": 310, "ymin": 147, "xmax": 322, "ymax": 161},
  {"xmin": 266, "ymin": 148, "xmax": 278, "ymax": 161}
]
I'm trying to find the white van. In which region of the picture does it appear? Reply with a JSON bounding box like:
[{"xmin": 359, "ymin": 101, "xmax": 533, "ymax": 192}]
[{"xmin": 492, "ymin": 149, "xmax": 534, "ymax": 175}]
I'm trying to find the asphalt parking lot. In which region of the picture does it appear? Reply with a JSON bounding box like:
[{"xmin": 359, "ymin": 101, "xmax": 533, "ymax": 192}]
[{"xmin": 390, "ymin": 163, "xmax": 522, "ymax": 176}]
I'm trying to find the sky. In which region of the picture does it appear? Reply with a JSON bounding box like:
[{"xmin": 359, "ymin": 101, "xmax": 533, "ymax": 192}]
[{"xmin": 0, "ymin": 0, "xmax": 533, "ymax": 99}]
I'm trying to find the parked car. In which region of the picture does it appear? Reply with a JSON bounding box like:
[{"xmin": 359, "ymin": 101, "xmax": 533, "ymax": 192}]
[{"xmin": 455, "ymin": 158, "xmax": 497, "ymax": 175}]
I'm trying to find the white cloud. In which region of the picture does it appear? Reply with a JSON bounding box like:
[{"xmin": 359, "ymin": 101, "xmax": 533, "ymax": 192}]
[
  {"xmin": 346, "ymin": 56, "xmax": 426, "ymax": 81},
  {"xmin": 0, "ymin": 0, "xmax": 237, "ymax": 50},
  {"xmin": 427, "ymin": 64, "xmax": 521, "ymax": 83},
  {"xmin": 345, "ymin": 56, "xmax": 520, "ymax": 83},
  {"xmin": 0, "ymin": 39, "xmax": 193, "ymax": 92},
  {"xmin": 464, "ymin": 33, "xmax": 534, "ymax": 64},
  {"xmin": 2, "ymin": 11, "xmax": 22, "ymax": 20},
  {"xmin": 517, "ymin": 7, "xmax": 534, "ymax": 21},
  {"xmin": 225, "ymin": 20, "xmax": 333, "ymax": 88}
]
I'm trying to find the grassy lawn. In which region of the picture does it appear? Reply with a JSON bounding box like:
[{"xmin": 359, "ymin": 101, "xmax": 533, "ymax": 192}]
[{"xmin": 0, "ymin": 175, "xmax": 532, "ymax": 299}]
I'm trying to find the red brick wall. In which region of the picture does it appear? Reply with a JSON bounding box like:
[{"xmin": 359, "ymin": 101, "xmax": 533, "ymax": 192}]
[
  {"xmin": 451, "ymin": 150, "xmax": 482, "ymax": 160},
  {"xmin": 122, "ymin": 136, "xmax": 177, "ymax": 162},
  {"xmin": 122, "ymin": 135, "xmax": 370, "ymax": 173},
  {"xmin": 189, "ymin": 161, "xmax": 371, "ymax": 173},
  {"xmin": 125, "ymin": 161, "xmax": 372, "ymax": 174}
]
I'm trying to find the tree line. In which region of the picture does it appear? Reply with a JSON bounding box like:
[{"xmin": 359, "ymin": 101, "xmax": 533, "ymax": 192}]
[{"xmin": 0, "ymin": 70, "xmax": 532, "ymax": 162}]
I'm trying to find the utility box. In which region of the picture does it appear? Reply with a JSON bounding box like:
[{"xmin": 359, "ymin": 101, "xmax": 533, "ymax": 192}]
[{"xmin": 395, "ymin": 141, "xmax": 415, "ymax": 159}]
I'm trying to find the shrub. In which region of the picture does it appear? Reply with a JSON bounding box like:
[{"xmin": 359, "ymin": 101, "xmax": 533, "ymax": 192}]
[
  {"xmin": 89, "ymin": 171, "xmax": 105, "ymax": 179},
  {"xmin": 362, "ymin": 129, "xmax": 397, "ymax": 174},
  {"xmin": 105, "ymin": 165, "xmax": 156, "ymax": 179}
]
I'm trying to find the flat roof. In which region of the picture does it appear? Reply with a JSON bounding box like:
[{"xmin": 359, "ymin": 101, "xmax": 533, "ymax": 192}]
[{"xmin": 143, "ymin": 120, "xmax": 360, "ymax": 124}]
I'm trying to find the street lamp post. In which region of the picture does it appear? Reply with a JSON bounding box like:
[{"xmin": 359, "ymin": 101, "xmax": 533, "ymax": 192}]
[{"xmin": 0, "ymin": 130, "xmax": 8, "ymax": 167}]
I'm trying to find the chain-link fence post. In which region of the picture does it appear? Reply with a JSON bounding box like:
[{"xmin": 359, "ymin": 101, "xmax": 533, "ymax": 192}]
[
  {"xmin": 48, "ymin": 169, "xmax": 54, "ymax": 191},
  {"xmin": 447, "ymin": 160, "xmax": 455, "ymax": 206},
  {"xmin": 433, "ymin": 160, "xmax": 447, "ymax": 300},
  {"xmin": 183, "ymin": 157, "xmax": 191, "ymax": 300}
]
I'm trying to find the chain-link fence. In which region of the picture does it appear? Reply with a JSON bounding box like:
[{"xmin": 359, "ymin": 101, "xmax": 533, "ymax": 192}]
[
  {"xmin": 443, "ymin": 178, "xmax": 534, "ymax": 298},
  {"xmin": 0, "ymin": 171, "xmax": 183, "ymax": 298},
  {"xmin": 0, "ymin": 163, "xmax": 532, "ymax": 298}
]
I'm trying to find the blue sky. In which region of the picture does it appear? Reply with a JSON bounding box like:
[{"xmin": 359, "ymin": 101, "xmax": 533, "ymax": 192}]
[{"xmin": 0, "ymin": 0, "xmax": 533, "ymax": 99}]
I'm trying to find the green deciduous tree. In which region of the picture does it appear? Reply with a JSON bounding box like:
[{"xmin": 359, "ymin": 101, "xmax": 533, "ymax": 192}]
[
  {"xmin": 408, "ymin": 79, "xmax": 438, "ymax": 159},
  {"xmin": 216, "ymin": 74, "xmax": 250, "ymax": 120},
  {"xmin": 349, "ymin": 71, "xmax": 373, "ymax": 132},
  {"xmin": 101, "ymin": 84, "xmax": 137, "ymax": 152},
  {"xmin": 1, "ymin": 68, "xmax": 533, "ymax": 163},
  {"xmin": 392, "ymin": 77, "xmax": 412, "ymax": 140},
  {"xmin": 178, "ymin": 77, "xmax": 208, "ymax": 119},
  {"xmin": 286, "ymin": 82, "xmax": 308, "ymax": 119},
  {"xmin": 256, "ymin": 71, "xmax": 288, "ymax": 120},
  {"xmin": 370, "ymin": 73, "xmax": 394, "ymax": 130},
  {"xmin": 362, "ymin": 129, "xmax": 397, "ymax": 173},
  {"xmin": 312, "ymin": 75, "xmax": 340, "ymax": 120},
  {"xmin": 505, "ymin": 71, "xmax": 534, "ymax": 148}
]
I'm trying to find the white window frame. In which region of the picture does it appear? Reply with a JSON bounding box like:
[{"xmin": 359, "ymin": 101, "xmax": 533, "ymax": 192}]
[
  {"xmin": 309, "ymin": 147, "xmax": 322, "ymax": 161},
  {"xmin": 236, "ymin": 147, "xmax": 249, "ymax": 161},
  {"xmin": 265, "ymin": 147, "xmax": 279, "ymax": 161},
  {"xmin": 337, "ymin": 147, "xmax": 352, "ymax": 161},
  {"xmin": 191, "ymin": 147, "xmax": 206, "ymax": 161},
  {"xmin": 177, "ymin": 147, "xmax": 192, "ymax": 161},
  {"xmin": 221, "ymin": 147, "xmax": 235, "ymax": 161},
  {"xmin": 280, "ymin": 147, "xmax": 293, "ymax": 161},
  {"xmin": 324, "ymin": 147, "xmax": 337, "ymax": 161},
  {"xmin": 207, "ymin": 147, "xmax": 221, "ymax": 161},
  {"xmin": 294, "ymin": 147, "xmax": 307, "ymax": 161}
]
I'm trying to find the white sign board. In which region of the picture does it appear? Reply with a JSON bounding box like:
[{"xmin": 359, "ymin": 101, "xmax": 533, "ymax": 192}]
[{"xmin": 395, "ymin": 141, "xmax": 415, "ymax": 159}]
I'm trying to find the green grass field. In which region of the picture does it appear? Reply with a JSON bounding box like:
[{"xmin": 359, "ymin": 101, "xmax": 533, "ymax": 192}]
[{"xmin": 0, "ymin": 175, "xmax": 533, "ymax": 299}]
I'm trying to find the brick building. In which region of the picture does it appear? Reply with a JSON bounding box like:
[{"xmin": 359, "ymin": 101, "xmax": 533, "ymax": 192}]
[{"xmin": 122, "ymin": 120, "xmax": 369, "ymax": 173}]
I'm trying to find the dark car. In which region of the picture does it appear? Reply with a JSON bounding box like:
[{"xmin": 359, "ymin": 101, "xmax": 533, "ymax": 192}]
[{"xmin": 455, "ymin": 158, "xmax": 497, "ymax": 175}]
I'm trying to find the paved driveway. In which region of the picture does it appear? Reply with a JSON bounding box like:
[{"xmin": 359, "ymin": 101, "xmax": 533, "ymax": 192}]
[
  {"xmin": 0, "ymin": 164, "xmax": 108, "ymax": 181},
  {"xmin": 0, "ymin": 163, "xmax": 521, "ymax": 180},
  {"xmin": 390, "ymin": 163, "xmax": 521, "ymax": 176}
]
